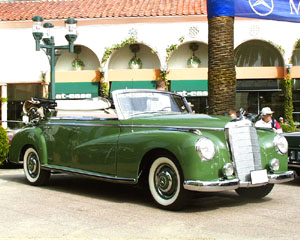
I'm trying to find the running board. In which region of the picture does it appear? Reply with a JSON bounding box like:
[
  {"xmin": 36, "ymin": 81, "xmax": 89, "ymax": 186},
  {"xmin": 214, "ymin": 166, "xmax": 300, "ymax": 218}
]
[{"xmin": 41, "ymin": 165, "xmax": 137, "ymax": 184}]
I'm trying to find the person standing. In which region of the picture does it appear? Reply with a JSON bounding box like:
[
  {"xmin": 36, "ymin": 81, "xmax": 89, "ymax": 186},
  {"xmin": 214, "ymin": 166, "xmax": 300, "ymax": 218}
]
[
  {"xmin": 255, "ymin": 107, "xmax": 282, "ymax": 133},
  {"xmin": 156, "ymin": 80, "xmax": 166, "ymax": 91}
]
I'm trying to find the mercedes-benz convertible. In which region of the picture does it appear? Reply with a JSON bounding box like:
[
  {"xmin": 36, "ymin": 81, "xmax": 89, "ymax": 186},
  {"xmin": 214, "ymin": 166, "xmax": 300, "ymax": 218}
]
[{"xmin": 9, "ymin": 89, "xmax": 294, "ymax": 210}]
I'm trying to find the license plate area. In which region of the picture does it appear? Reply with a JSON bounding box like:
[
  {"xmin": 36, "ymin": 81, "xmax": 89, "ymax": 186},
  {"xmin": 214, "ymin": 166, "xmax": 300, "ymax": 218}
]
[{"xmin": 250, "ymin": 169, "xmax": 268, "ymax": 185}]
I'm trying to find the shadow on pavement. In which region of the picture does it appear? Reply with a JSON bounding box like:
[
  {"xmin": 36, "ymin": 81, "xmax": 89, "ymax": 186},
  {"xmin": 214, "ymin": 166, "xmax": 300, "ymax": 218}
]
[{"xmin": 0, "ymin": 169, "xmax": 273, "ymax": 212}]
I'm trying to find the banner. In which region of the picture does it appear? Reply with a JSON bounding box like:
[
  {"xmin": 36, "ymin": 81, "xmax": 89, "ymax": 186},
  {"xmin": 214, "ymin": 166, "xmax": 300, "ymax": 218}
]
[{"xmin": 208, "ymin": 0, "xmax": 300, "ymax": 23}]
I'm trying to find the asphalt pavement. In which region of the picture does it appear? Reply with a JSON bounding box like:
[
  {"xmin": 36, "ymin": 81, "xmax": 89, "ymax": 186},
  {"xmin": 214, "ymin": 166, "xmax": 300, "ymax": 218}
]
[{"xmin": 0, "ymin": 167, "xmax": 300, "ymax": 240}]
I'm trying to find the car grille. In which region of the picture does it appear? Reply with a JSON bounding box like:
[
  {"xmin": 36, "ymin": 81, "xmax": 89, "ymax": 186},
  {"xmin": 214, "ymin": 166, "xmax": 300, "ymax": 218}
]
[
  {"xmin": 288, "ymin": 150, "xmax": 300, "ymax": 163},
  {"xmin": 226, "ymin": 121, "xmax": 262, "ymax": 182}
]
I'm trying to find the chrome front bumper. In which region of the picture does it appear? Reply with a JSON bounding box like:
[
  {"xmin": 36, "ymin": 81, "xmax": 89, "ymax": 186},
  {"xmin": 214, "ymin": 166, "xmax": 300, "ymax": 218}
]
[
  {"xmin": 268, "ymin": 170, "xmax": 295, "ymax": 184},
  {"xmin": 183, "ymin": 178, "xmax": 240, "ymax": 192},
  {"xmin": 183, "ymin": 171, "xmax": 294, "ymax": 192}
]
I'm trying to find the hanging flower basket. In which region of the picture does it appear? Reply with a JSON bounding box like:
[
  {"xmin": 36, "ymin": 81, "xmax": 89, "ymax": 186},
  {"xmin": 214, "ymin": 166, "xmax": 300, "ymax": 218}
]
[
  {"xmin": 187, "ymin": 56, "xmax": 201, "ymax": 68},
  {"xmin": 128, "ymin": 57, "xmax": 142, "ymax": 69},
  {"xmin": 72, "ymin": 58, "xmax": 85, "ymax": 71}
]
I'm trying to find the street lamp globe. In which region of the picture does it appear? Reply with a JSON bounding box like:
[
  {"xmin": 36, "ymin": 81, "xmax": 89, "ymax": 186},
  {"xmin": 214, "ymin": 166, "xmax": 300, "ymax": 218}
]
[
  {"xmin": 43, "ymin": 22, "xmax": 54, "ymax": 39},
  {"xmin": 32, "ymin": 15, "xmax": 44, "ymax": 33},
  {"xmin": 65, "ymin": 18, "xmax": 78, "ymax": 53},
  {"xmin": 65, "ymin": 18, "xmax": 78, "ymax": 35}
]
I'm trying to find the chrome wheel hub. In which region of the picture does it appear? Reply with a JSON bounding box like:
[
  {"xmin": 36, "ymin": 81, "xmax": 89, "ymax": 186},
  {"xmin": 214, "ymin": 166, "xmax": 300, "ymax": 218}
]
[
  {"xmin": 154, "ymin": 164, "xmax": 178, "ymax": 200},
  {"xmin": 27, "ymin": 153, "xmax": 38, "ymax": 178}
]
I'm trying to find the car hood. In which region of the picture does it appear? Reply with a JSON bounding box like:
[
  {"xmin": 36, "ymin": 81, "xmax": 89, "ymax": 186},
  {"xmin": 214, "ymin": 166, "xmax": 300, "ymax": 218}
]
[{"xmin": 122, "ymin": 113, "xmax": 232, "ymax": 129}]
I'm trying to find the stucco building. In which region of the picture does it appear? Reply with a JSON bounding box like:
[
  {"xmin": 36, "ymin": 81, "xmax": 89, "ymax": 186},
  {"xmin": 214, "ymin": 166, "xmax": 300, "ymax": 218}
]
[{"xmin": 1, "ymin": 0, "xmax": 300, "ymax": 128}]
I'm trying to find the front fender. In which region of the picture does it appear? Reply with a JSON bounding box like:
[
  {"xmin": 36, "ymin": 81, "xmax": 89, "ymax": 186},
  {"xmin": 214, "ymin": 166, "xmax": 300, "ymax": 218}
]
[
  {"xmin": 117, "ymin": 128, "xmax": 230, "ymax": 181},
  {"xmin": 9, "ymin": 127, "xmax": 48, "ymax": 165},
  {"xmin": 257, "ymin": 130, "xmax": 288, "ymax": 172}
]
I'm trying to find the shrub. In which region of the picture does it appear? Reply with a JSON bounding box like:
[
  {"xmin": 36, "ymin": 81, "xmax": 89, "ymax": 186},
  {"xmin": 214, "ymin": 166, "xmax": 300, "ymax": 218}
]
[
  {"xmin": 0, "ymin": 126, "xmax": 9, "ymax": 165},
  {"xmin": 280, "ymin": 123, "xmax": 297, "ymax": 133}
]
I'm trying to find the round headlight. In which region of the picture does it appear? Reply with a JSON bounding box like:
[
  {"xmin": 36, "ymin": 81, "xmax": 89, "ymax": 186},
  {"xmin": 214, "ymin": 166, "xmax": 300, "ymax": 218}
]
[
  {"xmin": 269, "ymin": 158, "xmax": 280, "ymax": 172},
  {"xmin": 222, "ymin": 163, "xmax": 234, "ymax": 177},
  {"xmin": 274, "ymin": 135, "xmax": 288, "ymax": 155},
  {"xmin": 195, "ymin": 137, "xmax": 215, "ymax": 161}
]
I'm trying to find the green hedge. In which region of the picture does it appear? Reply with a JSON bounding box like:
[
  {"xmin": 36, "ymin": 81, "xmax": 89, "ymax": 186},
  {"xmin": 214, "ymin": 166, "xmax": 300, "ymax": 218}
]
[
  {"xmin": 283, "ymin": 75, "xmax": 296, "ymax": 132},
  {"xmin": 0, "ymin": 126, "xmax": 9, "ymax": 165},
  {"xmin": 280, "ymin": 123, "xmax": 297, "ymax": 133}
]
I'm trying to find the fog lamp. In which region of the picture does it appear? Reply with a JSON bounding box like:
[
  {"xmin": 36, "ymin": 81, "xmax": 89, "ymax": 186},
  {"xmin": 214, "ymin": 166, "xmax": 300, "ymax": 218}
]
[
  {"xmin": 270, "ymin": 158, "xmax": 280, "ymax": 172},
  {"xmin": 222, "ymin": 163, "xmax": 234, "ymax": 177}
]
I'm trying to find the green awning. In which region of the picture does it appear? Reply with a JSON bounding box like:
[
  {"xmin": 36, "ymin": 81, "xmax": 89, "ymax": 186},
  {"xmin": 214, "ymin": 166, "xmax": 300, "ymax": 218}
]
[
  {"xmin": 171, "ymin": 80, "xmax": 208, "ymax": 97},
  {"xmin": 55, "ymin": 82, "xmax": 99, "ymax": 99},
  {"xmin": 110, "ymin": 81, "xmax": 156, "ymax": 92}
]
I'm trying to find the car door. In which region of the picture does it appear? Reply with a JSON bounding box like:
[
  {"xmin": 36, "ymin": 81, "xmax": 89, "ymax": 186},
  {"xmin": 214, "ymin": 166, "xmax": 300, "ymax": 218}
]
[
  {"xmin": 69, "ymin": 119, "xmax": 120, "ymax": 175},
  {"xmin": 41, "ymin": 119, "xmax": 75, "ymax": 167}
]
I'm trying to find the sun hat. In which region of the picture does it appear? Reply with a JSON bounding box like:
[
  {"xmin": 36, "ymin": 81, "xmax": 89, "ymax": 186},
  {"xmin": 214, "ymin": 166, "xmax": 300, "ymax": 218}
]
[{"xmin": 261, "ymin": 107, "xmax": 274, "ymax": 115}]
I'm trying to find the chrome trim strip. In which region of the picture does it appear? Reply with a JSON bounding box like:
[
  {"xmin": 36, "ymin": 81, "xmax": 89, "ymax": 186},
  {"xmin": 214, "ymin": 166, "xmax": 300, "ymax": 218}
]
[
  {"xmin": 41, "ymin": 165, "xmax": 136, "ymax": 184},
  {"xmin": 120, "ymin": 124, "xmax": 224, "ymax": 131},
  {"xmin": 268, "ymin": 170, "xmax": 294, "ymax": 184},
  {"xmin": 288, "ymin": 164, "xmax": 300, "ymax": 168},
  {"xmin": 183, "ymin": 178, "xmax": 239, "ymax": 192},
  {"xmin": 42, "ymin": 122, "xmax": 118, "ymax": 127},
  {"xmin": 41, "ymin": 122, "xmax": 224, "ymax": 131}
]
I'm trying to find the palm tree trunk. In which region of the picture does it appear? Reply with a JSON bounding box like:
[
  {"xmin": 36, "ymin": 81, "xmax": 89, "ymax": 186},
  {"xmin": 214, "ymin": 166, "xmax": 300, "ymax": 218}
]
[{"xmin": 208, "ymin": 16, "xmax": 236, "ymax": 115}]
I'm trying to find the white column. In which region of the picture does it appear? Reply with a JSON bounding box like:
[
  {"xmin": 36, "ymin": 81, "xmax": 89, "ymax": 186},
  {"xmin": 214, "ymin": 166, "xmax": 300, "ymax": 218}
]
[{"xmin": 1, "ymin": 84, "xmax": 8, "ymax": 129}]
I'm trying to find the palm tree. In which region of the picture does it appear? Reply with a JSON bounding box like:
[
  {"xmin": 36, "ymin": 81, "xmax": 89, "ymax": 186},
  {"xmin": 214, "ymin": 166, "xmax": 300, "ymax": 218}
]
[{"xmin": 208, "ymin": 16, "xmax": 236, "ymax": 115}]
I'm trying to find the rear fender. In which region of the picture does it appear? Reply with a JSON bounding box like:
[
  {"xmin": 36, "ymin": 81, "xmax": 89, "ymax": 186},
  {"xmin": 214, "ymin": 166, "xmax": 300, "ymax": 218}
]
[{"xmin": 9, "ymin": 127, "xmax": 48, "ymax": 165}]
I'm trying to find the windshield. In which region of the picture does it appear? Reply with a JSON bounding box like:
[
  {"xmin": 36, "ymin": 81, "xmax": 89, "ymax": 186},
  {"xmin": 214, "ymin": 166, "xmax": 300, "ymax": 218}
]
[{"xmin": 113, "ymin": 90, "xmax": 192, "ymax": 119}]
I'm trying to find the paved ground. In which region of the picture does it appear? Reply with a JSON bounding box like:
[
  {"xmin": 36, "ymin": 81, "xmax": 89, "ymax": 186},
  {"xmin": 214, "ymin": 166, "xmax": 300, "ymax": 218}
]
[{"xmin": 0, "ymin": 167, "xmax": 300, "ymax": 240}]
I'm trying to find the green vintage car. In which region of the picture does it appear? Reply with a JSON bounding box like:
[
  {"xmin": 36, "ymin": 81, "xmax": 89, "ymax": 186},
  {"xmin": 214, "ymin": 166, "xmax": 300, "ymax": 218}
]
[{"xmin": 9, "ymin": 89, "xmax": 294, "ymax": 210}]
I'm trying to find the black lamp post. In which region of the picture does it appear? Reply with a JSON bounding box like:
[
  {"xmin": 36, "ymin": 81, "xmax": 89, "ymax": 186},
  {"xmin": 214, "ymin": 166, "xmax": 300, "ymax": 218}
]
[{"xmin": 32, "ymin": 16, "xmax": 78, "ymax": 99}]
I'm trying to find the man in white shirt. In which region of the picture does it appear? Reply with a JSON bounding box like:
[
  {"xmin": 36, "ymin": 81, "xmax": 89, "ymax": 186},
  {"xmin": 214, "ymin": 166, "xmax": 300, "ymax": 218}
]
[{"xmin": 255, "ymin": 107, "xmax": 283, "ymax": 133}]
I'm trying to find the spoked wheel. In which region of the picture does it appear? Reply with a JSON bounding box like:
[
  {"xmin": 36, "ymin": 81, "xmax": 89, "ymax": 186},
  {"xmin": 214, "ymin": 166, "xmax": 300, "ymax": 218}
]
[
  {"xmin": 23, "ymin": 147, "xmax": 50, "ymax": 186},
  {"xmin": 235, "ymin": 184, "xmax": 274, "ymax": 199},
  {"xmin": 148, "ymin": 155, "xmax": 190, "ymax": 210}
]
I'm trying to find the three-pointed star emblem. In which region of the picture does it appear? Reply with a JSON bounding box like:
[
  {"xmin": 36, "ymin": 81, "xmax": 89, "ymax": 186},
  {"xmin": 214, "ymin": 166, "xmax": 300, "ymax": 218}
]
[{"xmin": 252, "ymin": 0, "xmax": 272, "ymax": 9}]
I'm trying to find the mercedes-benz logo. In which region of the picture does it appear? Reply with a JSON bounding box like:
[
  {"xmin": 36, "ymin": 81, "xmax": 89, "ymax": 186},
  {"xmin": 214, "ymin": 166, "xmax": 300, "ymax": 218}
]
[{"xmin": 249, "ymin": 0, "xmax": 274, "ymax": 16}]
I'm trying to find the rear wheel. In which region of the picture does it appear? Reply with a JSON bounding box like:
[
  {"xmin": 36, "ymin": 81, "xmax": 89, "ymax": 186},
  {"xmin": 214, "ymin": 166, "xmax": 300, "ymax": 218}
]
[
  {"xmin": 235, "ymin": 184, "xmax": 274, "ymax": 199},
  {"xmin": 148, "ymin": 155, "xmax": 190, "ymax": 210},
  {"xmin": 23, "ymin": 147, "xmax": 50, "ymax": 186}
]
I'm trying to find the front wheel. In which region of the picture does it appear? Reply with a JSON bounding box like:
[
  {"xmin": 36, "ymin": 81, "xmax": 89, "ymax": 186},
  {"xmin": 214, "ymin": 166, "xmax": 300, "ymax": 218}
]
[
  {"xmin": 235, "ymin": 184, "xmax": 274, "ymax": 199},
  {"xmin": 23, "ymin": 147, "xmax": 50, "ymax": 186},
  {"xmin": 148, "ymin": 155, "xmax": 190, "ymax": 210}
]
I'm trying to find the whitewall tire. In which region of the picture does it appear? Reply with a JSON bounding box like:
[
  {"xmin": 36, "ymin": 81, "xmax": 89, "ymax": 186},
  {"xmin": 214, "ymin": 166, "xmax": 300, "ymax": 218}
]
[
  {"xmin": 148, "ymin": 156, "xmax": 189, "ymax": 210},
  {"xmin": 23, "ymin": 147, "xmax": 50, "ymax": 186}
]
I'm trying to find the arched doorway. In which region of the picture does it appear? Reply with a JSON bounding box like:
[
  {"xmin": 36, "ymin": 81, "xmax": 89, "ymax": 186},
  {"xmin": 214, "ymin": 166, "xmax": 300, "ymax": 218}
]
[
  {"xmin": 235, "ymin": 40, "xmax": 285, "ymax": 118},
  {"xmin": 168, "ymin": 41, "xmax": 208, "ymax": 113},
  {"xmin": 107, "ymin": 43, "xmax": 161, "ymax": 93},
  {"xmin": 54, "ymin": 45, "xmax": 101, "ymax": 99}
]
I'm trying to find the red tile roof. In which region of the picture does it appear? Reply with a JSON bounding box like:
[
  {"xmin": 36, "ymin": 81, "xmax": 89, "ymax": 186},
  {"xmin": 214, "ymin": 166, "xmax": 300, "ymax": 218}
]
[{"xmin": 0, "ymin": 0, "xmax": 207, "ymax": 21}]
